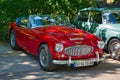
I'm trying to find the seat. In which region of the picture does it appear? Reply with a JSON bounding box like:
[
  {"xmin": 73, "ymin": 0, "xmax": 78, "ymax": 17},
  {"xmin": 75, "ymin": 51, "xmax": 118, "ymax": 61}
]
[
  {"xmin": 27, "ymin": 15, "xmax": 42, "ymax": 28},
  {"xmin": 16, "ymin": 17, "xmax": 28, "ymax": 28},
  {"xmin": 16, "ymin": 17, "xmax": 21, "ymax": 26},
  {"xmin": 34, "ymin": 16, "xmax": 42, "ymax": 26},
  {"xmin": 109, "ymin": 13, "xmax": 117, "ymax": 23}
]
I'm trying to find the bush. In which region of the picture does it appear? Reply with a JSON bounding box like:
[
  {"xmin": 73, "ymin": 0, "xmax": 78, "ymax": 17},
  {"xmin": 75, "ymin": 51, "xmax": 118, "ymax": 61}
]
[{"xmin": 0, "ymin": 0, "xmax": 96, "ymax": 42}]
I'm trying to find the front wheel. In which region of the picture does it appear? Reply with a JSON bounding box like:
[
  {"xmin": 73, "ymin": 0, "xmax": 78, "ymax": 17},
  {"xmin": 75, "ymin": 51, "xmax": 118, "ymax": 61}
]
[
  {"xmin": 108, "ymin": 39, "xmax": 120, "ymax": 60},
  {"xmin": 39, "ymin": 44, "xmax": 56, "ymax": 71}
]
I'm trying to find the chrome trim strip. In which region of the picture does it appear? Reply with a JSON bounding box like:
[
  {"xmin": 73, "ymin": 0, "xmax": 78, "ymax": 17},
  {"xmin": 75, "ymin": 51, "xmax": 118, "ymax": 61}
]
[
  {"xmin": 95, "ymin": 51, "xmax": 100, "ymax": 62},
  {"xmin": 68, "ymin": 56, "xmax": 71, "ymax": 67},
  {"xmin": 52, "ymin": 54, "xmax": 106, "ymax": 66}
]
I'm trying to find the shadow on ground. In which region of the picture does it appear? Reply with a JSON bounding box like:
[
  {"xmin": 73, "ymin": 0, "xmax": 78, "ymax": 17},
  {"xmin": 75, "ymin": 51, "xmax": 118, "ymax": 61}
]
[{"xmin": 0, "ymin": 43, "xmax": 120, "ymax": 80}]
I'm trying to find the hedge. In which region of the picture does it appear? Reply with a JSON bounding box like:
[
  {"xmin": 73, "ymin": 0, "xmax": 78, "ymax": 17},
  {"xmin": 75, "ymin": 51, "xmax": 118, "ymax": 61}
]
[{"xmin": 0, "ymin": 0, "xmax": 96, "ymax": 41}]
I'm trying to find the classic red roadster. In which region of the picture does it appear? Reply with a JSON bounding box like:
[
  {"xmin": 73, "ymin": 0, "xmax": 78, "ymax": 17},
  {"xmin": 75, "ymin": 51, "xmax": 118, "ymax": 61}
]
[{"xmin": 8, "ymin": 15, "xmax": 105, "ymax": 71}]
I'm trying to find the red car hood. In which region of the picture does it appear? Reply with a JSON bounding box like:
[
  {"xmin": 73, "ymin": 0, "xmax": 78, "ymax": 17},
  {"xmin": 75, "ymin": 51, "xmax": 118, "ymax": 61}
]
[{"xmin": 34, "ymin": 26, "xmax": 100, "ymax": 46}]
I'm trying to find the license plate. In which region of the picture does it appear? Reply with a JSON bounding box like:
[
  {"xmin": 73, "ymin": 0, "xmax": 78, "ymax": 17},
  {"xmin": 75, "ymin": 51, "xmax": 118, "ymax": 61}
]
[{"xmin": 73, "ymin": 61, "xmax": 94, "ymax": 67}]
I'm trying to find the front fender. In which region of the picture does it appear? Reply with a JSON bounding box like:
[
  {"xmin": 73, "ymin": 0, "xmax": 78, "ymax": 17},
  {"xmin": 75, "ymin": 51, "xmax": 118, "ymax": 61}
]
[
  {"xmin": 94, "ymin": 26, "xmax": 120, "ymax": 50},
  {"xmin": 38, "ymin": 34, "xmax": 61, "ymax": 59}
]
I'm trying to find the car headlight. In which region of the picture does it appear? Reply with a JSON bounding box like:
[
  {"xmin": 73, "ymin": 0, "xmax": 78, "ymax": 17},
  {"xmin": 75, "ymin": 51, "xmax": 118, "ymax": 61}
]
[
  {"xmin": 97, "ymin": 41, "xmax": 105, "ymax": 49},
  {"xmin": 55, "ymin": 43, "xmax": 64, "ymax": 52}
]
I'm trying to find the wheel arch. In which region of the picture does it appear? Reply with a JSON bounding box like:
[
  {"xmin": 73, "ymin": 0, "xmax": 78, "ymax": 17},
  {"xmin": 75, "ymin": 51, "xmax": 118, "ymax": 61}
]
[
  {"xmin": 8, "ymin": 28, "xmax": 14, "ymax": 39},
  {"xmin": 37, "ymin": 35, "xmax": 59, "ymax": 57},
  {"xmin": 38, "ymin": 41, "xmax": 55, "ymax": 58},
  {"xmin": 8, "ymin": 22, "xmax": 16, "ymax": 38},
  {"xmin": 38, "ymin": 42, "xmax": 48, "ymax": 52}
]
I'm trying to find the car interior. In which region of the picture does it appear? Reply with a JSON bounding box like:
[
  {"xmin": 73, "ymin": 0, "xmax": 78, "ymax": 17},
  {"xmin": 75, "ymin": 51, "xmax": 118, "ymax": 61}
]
[
  {"xmin": 16, "ymin": 15, "xmax": 72, "ymax": 28},
  {"xmin": 16, "ymin": 15, "xmax": 49, "ymax": 28}
]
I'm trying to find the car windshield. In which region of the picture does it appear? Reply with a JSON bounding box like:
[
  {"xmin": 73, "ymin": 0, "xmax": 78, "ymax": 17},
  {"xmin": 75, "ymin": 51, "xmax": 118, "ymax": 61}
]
[
  {"xmin": 33, "ymin": 15, "xmax": 72, "ymax": 27},
  {"xmin": 40, "ymin": 15, "xmax": 73, "ymax": 27},
  {"xmin": 18, "ymin": 15, "xmax": 74, "ymax": 28},
  {"xmin": 55, "ymin": 15, "xmax": 70, "ymax": 25},
  {"xmin": 39, "ymin": 15, "xmax": 56, "ymax": 26},
  {"xmin": 102, "ymin": 10, "xmax": 120, "ymax": 24}
]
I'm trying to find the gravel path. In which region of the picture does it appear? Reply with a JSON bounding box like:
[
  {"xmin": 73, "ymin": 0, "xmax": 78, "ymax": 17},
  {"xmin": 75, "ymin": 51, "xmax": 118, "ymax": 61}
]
[{"xmin": 0, "ymin": 42, "xmax": 120, "ymax": 80}]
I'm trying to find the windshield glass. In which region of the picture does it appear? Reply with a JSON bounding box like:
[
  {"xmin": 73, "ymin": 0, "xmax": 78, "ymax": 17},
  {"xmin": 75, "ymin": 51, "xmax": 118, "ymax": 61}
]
[
  {"xmin": 40, "ymin": 15, "xmax": 56, "ymax": 26},
  {"xmin": 102, "ymin": 10, "xmax": 120, "ymax": 24},
  {"xmin": 26, "ymin": 14, "xmax": 74, "ymax": 28},
  {"xmin": 41, "ymin": 15, "xmax": 70, "ymax": 26}
]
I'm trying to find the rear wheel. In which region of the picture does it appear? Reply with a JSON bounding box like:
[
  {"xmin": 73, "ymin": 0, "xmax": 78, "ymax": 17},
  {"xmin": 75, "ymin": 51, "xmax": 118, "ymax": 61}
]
[
  {"xmin": 39, "ymin": 44, "xmax": 56, "ymax": 71},
  {"xmin": 108, "ymin": 39, "xmax": 120, "ymax": 60},
  {"xmin": 10, "ymin": 29, "xmax": 20, "ymax": 50}
]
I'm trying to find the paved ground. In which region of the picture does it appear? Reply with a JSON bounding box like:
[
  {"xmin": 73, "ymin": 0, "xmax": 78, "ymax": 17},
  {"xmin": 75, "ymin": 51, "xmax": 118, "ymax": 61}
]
[{"xmin": 0, "ymin": 42, "xmax": 120, "ymax": 80}]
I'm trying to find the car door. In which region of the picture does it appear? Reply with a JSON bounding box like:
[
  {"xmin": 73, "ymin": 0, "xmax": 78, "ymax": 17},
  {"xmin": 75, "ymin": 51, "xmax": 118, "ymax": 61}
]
[
  {"xmin": 87, "ymin": 11, "xmax": 102, "ymax": 33},
  {"xmin": 15, "ymin": 25, "xmax": 27, "ymax": 48},
  {"xmin": 15, "ymin": 23, "xmax": 39, "ymax": 55},
  {"xmin": 77, "ymin": 11, "xmax": 90, "ymax": 31},
  {"xmin": 76, "ymin": 10, "xmax": 102, "ymax": 33},
  {"xmin": 22, "ymin": 28, "xmax": 40, "ymax": 55}
]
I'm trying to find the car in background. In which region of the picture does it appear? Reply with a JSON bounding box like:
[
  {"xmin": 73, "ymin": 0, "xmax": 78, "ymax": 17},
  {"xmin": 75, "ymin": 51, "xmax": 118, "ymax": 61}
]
[
  {"xmin": 72, "ymin": 7, "xmax": 120, "ymax": 60},
  {"xmin": 8, "ymin": 15, "xmax": 105, "ymax": 71}
]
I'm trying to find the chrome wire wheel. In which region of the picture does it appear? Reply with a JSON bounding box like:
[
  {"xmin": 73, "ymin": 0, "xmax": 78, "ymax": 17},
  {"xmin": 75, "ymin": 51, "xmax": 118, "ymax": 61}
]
[
  {"xmin": 108, "ymin": 39, "xmax": 120, "ymax": 60},
  {"xmin": 10, "ymin": 30, "xmax": 19, "ymax": 50},
  {"xmin": 10, "ymin": 30, "xmax": 16, "ymax": 48},
  {"xmin": 39, "ymin": 44, "xmax": 56, "ymax": 71},
  {"xmin": 39, "ymin": 48, "xmax": 49, "ymax": 67}
]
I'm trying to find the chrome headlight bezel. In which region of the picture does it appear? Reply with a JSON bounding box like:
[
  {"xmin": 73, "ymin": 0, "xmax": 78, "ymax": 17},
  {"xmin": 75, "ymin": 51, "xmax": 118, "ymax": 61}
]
[
  {"xmin": 55, "ymin": 43, "xmax": 64, "ymax": 52},
  {"xmin": 97, "ymin": 41, "xmax": 105, "ymax": 49}
]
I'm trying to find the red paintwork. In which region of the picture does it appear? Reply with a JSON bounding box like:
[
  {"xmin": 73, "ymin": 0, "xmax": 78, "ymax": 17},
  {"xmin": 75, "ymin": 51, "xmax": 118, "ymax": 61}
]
[{"xmin": 8, "ymin": 22, "xmax": 103, "ymax": 60}]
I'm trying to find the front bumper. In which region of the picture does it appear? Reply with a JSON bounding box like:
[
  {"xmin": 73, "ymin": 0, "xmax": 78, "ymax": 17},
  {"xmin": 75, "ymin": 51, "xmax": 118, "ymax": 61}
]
[{"xmin": 52, "ymin": 52, "xmax": 106, "ymax": 67}]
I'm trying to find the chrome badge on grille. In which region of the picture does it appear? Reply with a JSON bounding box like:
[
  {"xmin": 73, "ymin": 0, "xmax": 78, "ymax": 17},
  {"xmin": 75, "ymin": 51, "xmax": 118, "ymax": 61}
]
[{"xmin": 64, "ymin": 45, "xmax": 93, "ymax": 56}]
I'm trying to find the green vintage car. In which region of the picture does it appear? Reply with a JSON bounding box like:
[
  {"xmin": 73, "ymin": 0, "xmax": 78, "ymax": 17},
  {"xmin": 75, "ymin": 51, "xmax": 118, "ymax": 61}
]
[{"xmin": 72, "ymin": 7, "xmax": 120, "ymax": 60}]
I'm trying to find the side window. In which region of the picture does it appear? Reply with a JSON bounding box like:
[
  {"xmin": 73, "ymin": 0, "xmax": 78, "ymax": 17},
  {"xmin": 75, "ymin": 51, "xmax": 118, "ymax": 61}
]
[
  {"xmin": 102, "ymin": 10, "xmax": 120, "ymax": 24},
  {"xmin": 109, "ymin": 11, "xmax": 120, "ymax": 23},
  {"xmin": 78, "ymin": 11, "xmax": 89, "ymax": 22},
  {"xmin": 90, "ymin": 11, "xmax": 102, "ymax": 24}
]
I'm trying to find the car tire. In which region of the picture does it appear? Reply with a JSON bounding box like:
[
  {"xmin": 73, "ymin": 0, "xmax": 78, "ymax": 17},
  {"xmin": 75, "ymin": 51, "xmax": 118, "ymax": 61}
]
[
  {"xmin": 94, "ymin": 62, "xmax": 101, "ymax": 66},
  {"xmin": 39, "ymin": 44, "xmax": 56, "ymax": 71},
  {"xmin": 108, "ymin": 39, "xmax": 120, "ymax": 60},
  {"xmin": 10, "ymin": 29, "xmax": 20, "ymax": 50}
]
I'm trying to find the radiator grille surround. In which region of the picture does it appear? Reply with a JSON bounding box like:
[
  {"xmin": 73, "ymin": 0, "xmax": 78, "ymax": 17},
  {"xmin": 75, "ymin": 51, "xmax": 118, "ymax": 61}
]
[{"xmin": 64, "ymin": 45, "xmax": 93, "ymax": 56}]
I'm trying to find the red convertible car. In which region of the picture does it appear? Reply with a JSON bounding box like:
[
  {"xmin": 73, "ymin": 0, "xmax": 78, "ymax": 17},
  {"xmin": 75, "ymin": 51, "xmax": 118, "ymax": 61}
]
[{"xmin": 8, "ymin": 15, "xmax": 105, "ymax": 71}]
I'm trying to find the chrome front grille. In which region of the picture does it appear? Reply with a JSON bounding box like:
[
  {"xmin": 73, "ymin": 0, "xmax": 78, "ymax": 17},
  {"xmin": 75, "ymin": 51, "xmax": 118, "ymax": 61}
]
[{"xmin": 64, "ymin": 45, "xmax": 93, "ymax": 56}]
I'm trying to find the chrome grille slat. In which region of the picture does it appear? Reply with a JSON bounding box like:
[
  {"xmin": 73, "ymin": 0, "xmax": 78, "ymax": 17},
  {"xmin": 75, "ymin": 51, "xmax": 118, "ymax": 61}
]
[
  {"xmin": 64, "ymin": 45, "xmax": 93, "ymax": 56},
  {"xmin": 71, "ymin": 47, "xmax": 73, "ymax": 55}
]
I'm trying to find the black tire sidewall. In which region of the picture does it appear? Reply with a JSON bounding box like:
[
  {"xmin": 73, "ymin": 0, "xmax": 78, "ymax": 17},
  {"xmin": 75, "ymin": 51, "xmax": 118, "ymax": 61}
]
[
  {"xmin": 108, "ymin": 39, "xmax": 120, "ymax": 60},
  {"xmin": 10, "ymin": 30, "xmax": 19, "ymax": 50},
  {"xmin": 39, "ymin": 44, "xmax": 55, "ymax": 71}
]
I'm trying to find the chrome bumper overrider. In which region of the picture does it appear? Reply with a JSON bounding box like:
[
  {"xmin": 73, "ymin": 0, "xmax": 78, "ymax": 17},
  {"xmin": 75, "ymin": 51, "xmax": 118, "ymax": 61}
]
[{"xmin": 52, "ymin": 52, "xmax": 106, "ymax": 67}]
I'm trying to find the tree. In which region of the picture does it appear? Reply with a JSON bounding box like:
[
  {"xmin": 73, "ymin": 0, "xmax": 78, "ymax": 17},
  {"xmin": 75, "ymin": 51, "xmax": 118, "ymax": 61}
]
[{"xmin": 0, "ymin": 0, "xmax": 97, "ymax": 41}]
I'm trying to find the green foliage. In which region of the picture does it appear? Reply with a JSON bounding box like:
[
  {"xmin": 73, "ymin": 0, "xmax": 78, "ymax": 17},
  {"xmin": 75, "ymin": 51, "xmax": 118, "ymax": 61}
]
[{"xmin": 0, "ymin": 0, "xmax": 97, "ymax": 41}]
